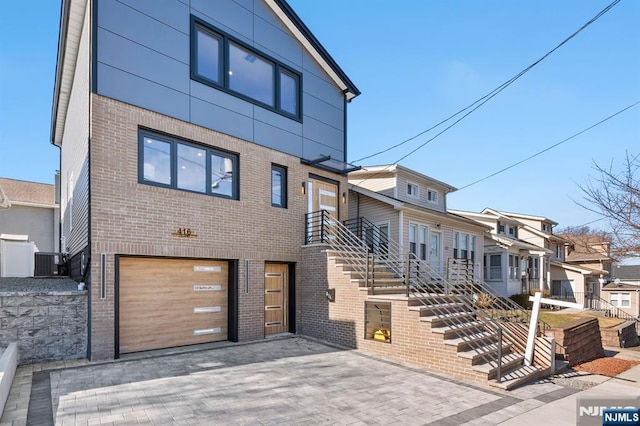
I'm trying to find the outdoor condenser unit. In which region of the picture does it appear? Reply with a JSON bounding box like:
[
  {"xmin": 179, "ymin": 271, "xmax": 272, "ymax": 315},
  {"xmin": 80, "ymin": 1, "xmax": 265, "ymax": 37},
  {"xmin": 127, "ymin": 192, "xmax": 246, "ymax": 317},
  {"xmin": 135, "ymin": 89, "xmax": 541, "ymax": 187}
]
[{"xmin": 34, "ymin": 252, "xmax": 64, "ymax": 277}]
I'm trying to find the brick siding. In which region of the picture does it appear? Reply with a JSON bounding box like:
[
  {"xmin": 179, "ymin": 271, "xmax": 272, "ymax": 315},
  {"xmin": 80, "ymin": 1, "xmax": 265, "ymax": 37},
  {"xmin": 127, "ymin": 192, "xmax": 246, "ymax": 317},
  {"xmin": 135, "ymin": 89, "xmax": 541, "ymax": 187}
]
[{"xmin": 88, "ymin": 95, "xmax": 347, "ymax": 360}]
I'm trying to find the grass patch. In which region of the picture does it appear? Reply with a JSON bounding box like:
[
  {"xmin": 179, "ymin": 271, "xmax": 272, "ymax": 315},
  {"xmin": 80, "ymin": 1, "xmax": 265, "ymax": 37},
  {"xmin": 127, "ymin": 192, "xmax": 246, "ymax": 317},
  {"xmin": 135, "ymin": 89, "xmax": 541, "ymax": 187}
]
[{"xmin": 538, "ymin": 310, "xmax": 625, "ymax": 329}]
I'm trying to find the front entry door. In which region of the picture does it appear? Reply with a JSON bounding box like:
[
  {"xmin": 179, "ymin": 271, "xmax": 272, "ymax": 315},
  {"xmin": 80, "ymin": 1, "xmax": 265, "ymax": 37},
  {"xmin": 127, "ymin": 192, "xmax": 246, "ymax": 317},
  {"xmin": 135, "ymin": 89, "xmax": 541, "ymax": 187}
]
[
  {"xmin": 264, "ymin": 263, "xmax": 289, "ymax": 335},
  {"xmin": 308, "ymin": 178, "xmax": 338, "ymax": 215},
  {"xmin": 430, "ymin": 231, "xmax": 442, "ymax": 275},
  {"xmin": 306, "ymin": 178, "xmax": 339, "ymax": 243}
]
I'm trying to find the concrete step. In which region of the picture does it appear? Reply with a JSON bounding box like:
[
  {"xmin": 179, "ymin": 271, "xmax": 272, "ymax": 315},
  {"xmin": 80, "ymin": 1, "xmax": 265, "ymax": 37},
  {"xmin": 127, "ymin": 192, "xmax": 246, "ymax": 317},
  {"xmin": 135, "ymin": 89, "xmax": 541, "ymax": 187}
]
[
  {"xmin": 457, "ymin": 342, "xmax": 513, "ymax": 365},
  {"xmin": 488, "ymin": 365, "xmax": 547, "ymax": 390},
  {"xmin": 444, "ymin": 331, "xmax": 497, "ymax": 352},
  {"xmin": 361, "ymin": 286, "xmax": 408, "ymax": 296},
  {"xmin": 408, "ymin": 302, "xmax": 469, "ymax": 317},
  {"xmin": 420, "ymin": 311, "xmax": 476, "ymax": 327},
  {"xmin": 407, "ymin": 294, "xmax": 462, "ymax": 307},
  {"xmin": 352, "ymin": 277, "xmax": 406, "ymax": 287},
  {"xmin": 431, "ymin": 321, "xmax": 486, "ymax": 338},
  {"xmin": 472, "ymin": 353, "xmax": 524, "ymax": 378}
]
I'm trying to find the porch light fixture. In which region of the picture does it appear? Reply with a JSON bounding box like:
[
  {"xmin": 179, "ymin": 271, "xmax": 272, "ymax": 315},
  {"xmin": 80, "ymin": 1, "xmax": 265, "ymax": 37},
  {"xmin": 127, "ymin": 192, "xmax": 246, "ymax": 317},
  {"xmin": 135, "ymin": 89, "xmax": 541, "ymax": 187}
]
[
  {"xmin": 342, "ymin": 192, "xmax": 347, "ymax": 204},
  {"xmin": 301, "ymin": 182, "xmax": 306, "ymax": 195}
]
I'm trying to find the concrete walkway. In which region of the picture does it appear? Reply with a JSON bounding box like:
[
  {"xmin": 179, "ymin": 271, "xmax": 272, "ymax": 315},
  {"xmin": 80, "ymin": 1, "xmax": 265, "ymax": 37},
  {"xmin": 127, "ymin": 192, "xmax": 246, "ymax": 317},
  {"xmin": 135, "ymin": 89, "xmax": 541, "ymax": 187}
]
[{"xmin": 0, "ymin": 337, "xmax": 638, "ymax": 425}]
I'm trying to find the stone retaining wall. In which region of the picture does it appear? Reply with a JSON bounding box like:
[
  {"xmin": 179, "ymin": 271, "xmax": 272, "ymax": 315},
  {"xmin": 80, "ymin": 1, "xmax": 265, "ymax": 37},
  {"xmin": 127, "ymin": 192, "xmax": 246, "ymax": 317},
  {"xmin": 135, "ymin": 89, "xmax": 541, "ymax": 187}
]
[
  {"xmin": 0, "ymin": 291, "xmax": 87, "ymax": 363},
  {"xmin": 547, "ymin": 317, "xmax": 605, "ymax": 366},
  {"xmin": 600, "ymin": 321, "xmax": 640, "ymax": 348}
]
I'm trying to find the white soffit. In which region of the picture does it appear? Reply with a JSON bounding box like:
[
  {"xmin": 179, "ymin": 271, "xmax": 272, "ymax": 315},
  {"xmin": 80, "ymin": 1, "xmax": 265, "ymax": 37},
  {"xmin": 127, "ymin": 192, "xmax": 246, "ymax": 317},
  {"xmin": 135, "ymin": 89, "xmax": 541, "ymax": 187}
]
[{"xmin": 53, "ymin": 0, "xmax": 87, "ymax": 146}]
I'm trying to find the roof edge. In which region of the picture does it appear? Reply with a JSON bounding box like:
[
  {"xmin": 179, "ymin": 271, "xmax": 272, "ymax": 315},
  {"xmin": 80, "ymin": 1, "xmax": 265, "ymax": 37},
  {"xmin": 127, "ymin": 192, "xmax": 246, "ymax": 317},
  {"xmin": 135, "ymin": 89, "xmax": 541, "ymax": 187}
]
[{"xmin": 269, "ymin": 0, "xmax": 360, "ymax": 100}]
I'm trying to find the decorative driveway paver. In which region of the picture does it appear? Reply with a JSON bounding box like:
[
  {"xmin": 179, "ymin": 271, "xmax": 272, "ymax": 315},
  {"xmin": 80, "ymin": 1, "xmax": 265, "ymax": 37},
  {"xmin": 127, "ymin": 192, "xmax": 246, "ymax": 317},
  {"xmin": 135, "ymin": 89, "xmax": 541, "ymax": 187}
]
[{"xmin": 2, "ymin": 337, "xmax": 581, "ymax": 425}]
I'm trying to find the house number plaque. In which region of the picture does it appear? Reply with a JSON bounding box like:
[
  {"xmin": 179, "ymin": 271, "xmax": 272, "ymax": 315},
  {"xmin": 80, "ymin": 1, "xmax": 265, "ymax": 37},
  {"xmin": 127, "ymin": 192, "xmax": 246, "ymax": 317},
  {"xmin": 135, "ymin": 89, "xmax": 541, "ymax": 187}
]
[{"xmin": 171, "ymin": 228, "xmax": 198, "ymax": 238}]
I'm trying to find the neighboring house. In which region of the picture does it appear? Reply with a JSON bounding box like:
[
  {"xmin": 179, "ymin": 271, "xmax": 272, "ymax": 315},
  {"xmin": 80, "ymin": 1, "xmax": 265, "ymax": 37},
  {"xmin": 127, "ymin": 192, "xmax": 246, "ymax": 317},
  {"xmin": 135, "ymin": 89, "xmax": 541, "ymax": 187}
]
[
  {"xmin": 0, "ymin": 177, "xmax": 59, "ymax": 252},
  {"xmin": 601, "ymin": 282, "xmax": 640, "ymax": 318},
  {"xmin": 605, "ymin": 265, "xmax": 640, "ymax": 317},
  {"xmin": 556, "ymin": 233, "xmax": 614, "ymax": 301},
  {"xmin": 52, "ymin": 0, "xmax": 359, "ymax": 360},
  {"xmin": 613, "ymin": 265, "xmax": 640, "ymax": 286},
  {"xmin": 348, "ymin": 165, "xmax": 489, "ymax": 280},
  {"xmin": 450, "ymin": 208, "xmax": 552, "ymax": 297}
]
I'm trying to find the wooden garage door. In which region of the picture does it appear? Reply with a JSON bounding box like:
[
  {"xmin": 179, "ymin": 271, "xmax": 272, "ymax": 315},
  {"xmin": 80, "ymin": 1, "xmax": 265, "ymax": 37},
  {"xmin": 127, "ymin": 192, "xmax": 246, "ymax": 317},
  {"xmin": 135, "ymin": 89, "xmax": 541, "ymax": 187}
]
[{"xmin": 118, "ymin": 257, "xmax": 228, "ymax": 354}]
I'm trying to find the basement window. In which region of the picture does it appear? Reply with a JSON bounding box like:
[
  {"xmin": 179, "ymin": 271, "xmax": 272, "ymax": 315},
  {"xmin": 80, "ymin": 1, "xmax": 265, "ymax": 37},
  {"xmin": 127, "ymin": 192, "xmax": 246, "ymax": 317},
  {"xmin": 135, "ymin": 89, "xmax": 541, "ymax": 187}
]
[{"xmin": 365, "ymin": 302, "xmax": 391, "ymax": 343}]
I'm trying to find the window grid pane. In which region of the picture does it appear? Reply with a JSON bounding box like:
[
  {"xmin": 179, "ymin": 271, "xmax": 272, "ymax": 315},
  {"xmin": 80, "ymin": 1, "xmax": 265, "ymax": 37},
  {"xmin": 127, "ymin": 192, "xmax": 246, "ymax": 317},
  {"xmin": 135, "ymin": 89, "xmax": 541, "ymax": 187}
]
[
  {"xmin": 211, "ymin": 153, "xmax": 234, "ymax": 197},
  {"xmin": 280, "ymin": 70, "xmax": 298, "ymax": 115},
  {"xmin": 143, "ymin": 137, "xmax": 172, "ymax": 185},
  {"xmin": 196, "ymin": 28, "xmax": 221, "ymax": 84},
  {"xmin": 228, "ymin": 42, "xmax": 274, "ymax": 106},
  {"xmin": 177, "ymin": 144, "xmax": 206, "ymax": 193}
]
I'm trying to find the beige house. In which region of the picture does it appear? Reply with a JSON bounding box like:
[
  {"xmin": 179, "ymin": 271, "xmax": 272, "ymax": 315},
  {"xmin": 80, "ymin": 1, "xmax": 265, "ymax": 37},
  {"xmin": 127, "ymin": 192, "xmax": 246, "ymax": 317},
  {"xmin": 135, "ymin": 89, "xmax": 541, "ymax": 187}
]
[
  {"xmin": 450, "ymin": 208, "xmax": 553, "ymax": 297},
  {"xmin": 551, "ymin": 233, "xmax": 613, "ymax": 303},
  {"xmin": 348, "ymin": 165, "xmax": 488, "ymax": 280},
  {"xmin": 601, "ymin": 282, "xmax": 640, "ymax": 318}
]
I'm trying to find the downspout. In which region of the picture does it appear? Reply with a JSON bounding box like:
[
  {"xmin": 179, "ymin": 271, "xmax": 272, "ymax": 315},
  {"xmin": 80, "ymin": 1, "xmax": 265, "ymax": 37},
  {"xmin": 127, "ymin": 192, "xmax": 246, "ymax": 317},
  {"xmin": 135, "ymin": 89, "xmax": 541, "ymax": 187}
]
[{"xmin": 398, "ymin": 209, "xmax": 404, "ymax": 255}]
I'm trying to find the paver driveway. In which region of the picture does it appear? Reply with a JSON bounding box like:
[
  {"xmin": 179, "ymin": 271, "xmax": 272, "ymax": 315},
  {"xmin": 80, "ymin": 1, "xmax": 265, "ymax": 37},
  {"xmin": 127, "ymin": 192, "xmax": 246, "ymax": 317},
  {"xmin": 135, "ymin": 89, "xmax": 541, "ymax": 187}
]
[{"xmin": 4, "ymin": 337, "xmax": 581, "ymax": 425}]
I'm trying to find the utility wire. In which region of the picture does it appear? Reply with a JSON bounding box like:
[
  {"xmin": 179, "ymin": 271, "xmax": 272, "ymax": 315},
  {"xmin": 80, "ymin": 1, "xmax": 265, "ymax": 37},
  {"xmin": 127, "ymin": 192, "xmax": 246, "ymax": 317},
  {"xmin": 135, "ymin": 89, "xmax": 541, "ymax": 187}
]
[
  {"xmin": 352, "ymin": 0, "xmax": 622, "ymax": 164},
  {"xmin": 456, "ymin": 100, "xmax": 640, "ymax": 191}
]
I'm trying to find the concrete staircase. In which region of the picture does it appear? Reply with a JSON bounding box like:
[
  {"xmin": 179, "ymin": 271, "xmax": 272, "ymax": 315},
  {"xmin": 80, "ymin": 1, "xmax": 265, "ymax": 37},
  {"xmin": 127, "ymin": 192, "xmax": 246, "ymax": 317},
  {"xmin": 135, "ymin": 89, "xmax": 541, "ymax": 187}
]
[{"xmin": 328, "ymin": 248, "xmax": 551, "ymax": 390}]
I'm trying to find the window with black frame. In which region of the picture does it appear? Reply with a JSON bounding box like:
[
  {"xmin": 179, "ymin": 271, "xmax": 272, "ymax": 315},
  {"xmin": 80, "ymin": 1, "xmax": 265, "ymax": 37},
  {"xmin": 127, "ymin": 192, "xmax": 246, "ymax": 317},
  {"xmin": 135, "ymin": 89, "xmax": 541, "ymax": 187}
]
[
  {"xmin": 271, "ymin": 164, "xmax": 287, "ymax": 208},
  {"xmin": 140, "ymin": 130, "xmax": 238, "ymax": 200},
  {"xmin": 191, "ymin": 16, "xmax": 301, "ymax": 119}
]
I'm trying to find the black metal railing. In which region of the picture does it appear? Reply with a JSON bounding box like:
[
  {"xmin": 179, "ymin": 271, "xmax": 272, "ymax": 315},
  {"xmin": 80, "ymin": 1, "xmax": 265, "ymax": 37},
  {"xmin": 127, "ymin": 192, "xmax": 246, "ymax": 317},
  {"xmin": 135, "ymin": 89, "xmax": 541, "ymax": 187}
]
[{"xmin": 314, "ymin": 213, "xmax": 558, "ymax": 381}]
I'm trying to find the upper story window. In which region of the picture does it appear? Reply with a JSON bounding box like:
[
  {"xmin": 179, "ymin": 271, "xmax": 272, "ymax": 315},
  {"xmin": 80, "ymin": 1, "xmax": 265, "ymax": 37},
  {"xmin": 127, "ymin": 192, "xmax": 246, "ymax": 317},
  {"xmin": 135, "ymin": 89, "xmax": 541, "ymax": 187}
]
[
  {"xmin": 427, "ymin": 189, "xmax": 438, "ymax": 204},
  {"xmin": 497, "ymin": 222, "xmax": 505, "ymax": 234},
  {"xmin": 271, "ymin": 164, "xmax": 287, "ymax": 208},
  {"xmin": 542, "ymin": 223, "xmax": 551, "ymax": 232},
  {"xmin": 139, "ymin": 129, "xmax": 239, "ymax": 200},
  {"xmin": 407, "ymin": 182, "xmax": 419, "ymax": 198},
  {"xmin": 191, "ymin": 16, "xmax": 301, "ymax": 120},
  {"xmin": 555, "ymin": 244, "xmax": 563, "ymax": 260}
]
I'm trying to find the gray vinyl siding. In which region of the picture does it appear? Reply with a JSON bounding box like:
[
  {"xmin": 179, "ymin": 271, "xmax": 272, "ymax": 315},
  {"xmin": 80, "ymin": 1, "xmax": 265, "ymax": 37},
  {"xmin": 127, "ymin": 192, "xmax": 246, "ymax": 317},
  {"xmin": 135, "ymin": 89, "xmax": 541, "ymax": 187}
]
[
  {"xmin": 95, "ymin": 0, "xmax": 347, "ymax": 161},
  {"xmin": 0, "ymin": 206, "xmax": 57, "ymax": 252},
  {"xmin": 349, "ymin": 176, "xmax": 396, "ymax": 199},
  {"xmin": 61, "ymin": 3, "xmax": 90, "ymax": 257},
  {"xmin": 348, "ymin": 194, "xmax": 400, "ymax": 246},
  {"xmin": 395, "ymin": 174, "xmax": 447, "ymax": 213}
]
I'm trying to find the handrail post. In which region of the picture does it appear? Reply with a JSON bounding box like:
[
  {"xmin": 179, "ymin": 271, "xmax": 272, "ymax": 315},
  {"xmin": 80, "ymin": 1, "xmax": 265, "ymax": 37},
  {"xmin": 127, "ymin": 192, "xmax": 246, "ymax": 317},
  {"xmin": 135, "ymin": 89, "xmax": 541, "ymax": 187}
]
[
  {"xmin": 320, "ymin": 210, "xmax": 325, "ymax": 243},
  {"xmin": 497, "ymin": 327, "xmax": 503, "ymax": 383}
]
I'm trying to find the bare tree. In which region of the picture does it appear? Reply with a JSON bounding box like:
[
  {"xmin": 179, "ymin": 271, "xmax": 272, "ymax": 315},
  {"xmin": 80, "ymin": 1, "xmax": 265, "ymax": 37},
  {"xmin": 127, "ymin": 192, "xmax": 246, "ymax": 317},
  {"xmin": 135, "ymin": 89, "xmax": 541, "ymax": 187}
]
[{"xmin": 576, "ymin": 152, "xmax": 640, "ymax": 258}]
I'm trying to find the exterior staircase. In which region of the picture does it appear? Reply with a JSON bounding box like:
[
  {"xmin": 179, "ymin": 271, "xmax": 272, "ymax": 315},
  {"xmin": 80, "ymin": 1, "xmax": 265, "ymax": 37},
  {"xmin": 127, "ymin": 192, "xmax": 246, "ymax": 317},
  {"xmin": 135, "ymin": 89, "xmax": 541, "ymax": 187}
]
[{"xmin": 307, "ymin": 211, "xmax": 556, "ymax": 390}]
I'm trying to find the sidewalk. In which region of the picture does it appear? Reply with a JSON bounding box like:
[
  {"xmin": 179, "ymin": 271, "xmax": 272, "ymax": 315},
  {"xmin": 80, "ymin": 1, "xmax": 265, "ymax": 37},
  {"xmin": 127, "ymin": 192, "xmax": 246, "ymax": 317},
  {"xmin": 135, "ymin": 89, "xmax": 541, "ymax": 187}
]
[{"xmin": 500, "ymin": 346, "xmax": 640, "ymax": 425}]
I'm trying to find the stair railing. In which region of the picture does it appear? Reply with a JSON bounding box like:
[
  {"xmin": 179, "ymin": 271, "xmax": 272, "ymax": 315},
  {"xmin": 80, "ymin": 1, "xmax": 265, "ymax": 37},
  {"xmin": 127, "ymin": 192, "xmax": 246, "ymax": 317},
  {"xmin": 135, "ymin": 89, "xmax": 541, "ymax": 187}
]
[
  {"xmin": 589, "ymin": 294, "xmax": 640, "ymax": 336},
  {"xmin": 345, "ymin": 216, "xmax": 561, "ymax": 381},
  {"xmin": 315, "ymin": 213, "xmax": 560, "ymax": 382}
]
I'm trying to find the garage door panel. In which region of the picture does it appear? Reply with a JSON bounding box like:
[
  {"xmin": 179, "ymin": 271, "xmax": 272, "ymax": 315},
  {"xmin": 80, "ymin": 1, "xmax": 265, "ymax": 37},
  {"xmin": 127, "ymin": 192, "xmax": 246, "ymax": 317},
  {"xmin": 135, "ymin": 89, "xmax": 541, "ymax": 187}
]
[{"xmin": 118, "ymin": 257, "xmax": 229, "ymax": 354}]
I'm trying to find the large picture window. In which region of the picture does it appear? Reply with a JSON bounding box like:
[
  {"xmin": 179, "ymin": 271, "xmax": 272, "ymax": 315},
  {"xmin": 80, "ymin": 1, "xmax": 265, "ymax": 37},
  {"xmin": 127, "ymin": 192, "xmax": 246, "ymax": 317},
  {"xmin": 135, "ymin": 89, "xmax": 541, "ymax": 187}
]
[
  {"xmin": 191, "ymin": 16, "xmax": 301, "ymax": 119},
  {"xmin": 139, "ymin": 130, "xmax": 239, "ymax": 200}
]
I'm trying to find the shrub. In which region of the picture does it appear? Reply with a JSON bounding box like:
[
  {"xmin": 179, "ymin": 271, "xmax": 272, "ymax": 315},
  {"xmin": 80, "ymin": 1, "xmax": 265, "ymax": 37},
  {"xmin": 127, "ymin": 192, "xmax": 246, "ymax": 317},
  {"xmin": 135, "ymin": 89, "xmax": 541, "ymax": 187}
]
[
  {"xmin": 509, "ymin": 293, "xmax": 532, "ymax": 309},
  {"xmin": 529, "ymin": 289, "xmax": 550, "ymax": 298},
  {"xmin": 475, "ymin": 292, "xmax": 495, "ymax": 309}
]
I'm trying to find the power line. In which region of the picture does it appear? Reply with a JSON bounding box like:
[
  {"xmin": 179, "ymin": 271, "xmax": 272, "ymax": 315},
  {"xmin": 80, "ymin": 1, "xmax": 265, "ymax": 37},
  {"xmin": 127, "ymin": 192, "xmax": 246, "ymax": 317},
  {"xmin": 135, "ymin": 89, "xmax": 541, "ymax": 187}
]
[
  {"xmin": 352, "ymin": 0, "xmax": 622, "ymax": 164},
  {"xmin": 456, "ymin": 100, "xmax": 640, "ymax": 191}
]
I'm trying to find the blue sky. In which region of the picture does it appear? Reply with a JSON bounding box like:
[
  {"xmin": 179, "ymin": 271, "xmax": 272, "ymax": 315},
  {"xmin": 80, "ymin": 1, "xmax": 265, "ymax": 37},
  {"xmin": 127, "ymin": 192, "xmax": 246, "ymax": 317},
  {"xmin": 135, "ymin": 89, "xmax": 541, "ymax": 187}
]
[{"xmin": 1, "ymin": 0, "xmax": 638, "ymax": 232}]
